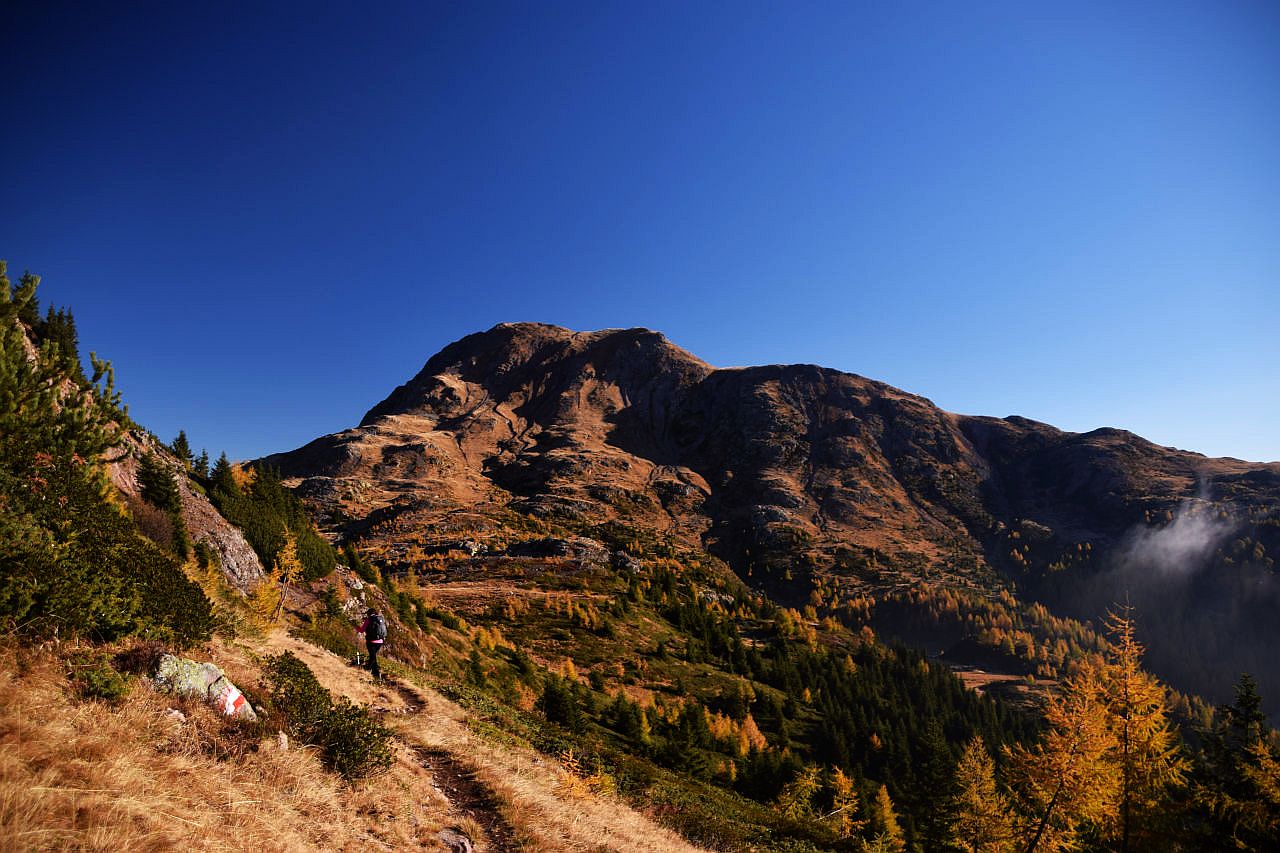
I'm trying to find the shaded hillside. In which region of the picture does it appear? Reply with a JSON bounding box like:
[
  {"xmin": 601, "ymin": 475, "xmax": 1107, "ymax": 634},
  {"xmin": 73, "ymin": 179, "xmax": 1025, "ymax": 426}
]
[{"xmin": 263, "ymin": 323, "xmax": 1280, "ymax": 706}]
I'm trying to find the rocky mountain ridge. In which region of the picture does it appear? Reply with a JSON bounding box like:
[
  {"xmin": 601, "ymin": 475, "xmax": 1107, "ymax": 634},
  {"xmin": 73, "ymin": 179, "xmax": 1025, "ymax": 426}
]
[
  {"xmin": 265, "ymin": 322, "xmax": 1276, "ymax": 584},
  {"xmin": 262, "ymin": 323, "xmax": 1280, "ymax": 706}
]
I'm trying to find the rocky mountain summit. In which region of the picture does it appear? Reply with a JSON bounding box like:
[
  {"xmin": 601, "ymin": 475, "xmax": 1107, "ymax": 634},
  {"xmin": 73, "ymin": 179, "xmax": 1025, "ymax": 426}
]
[
  {"xmin": 264, "ymin": 322, "xmax": 1277, "ymax": 589},
  {"xmin": 262, "ymin": 323, "xmax": 1280, "ymax": 705}
]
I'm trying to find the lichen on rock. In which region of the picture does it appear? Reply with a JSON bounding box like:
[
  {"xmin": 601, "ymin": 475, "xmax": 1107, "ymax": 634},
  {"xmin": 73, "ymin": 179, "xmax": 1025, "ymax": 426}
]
[{"xmin": 153, "ymin": 653, "xmax": 257, "ymax": 721}]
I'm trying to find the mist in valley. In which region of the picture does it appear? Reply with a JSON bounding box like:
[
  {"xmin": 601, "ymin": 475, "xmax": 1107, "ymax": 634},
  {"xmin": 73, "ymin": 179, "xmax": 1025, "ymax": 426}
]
[{"xmin": 1056, "ymin": 494, "xmax": 1280, "ymax": 720}]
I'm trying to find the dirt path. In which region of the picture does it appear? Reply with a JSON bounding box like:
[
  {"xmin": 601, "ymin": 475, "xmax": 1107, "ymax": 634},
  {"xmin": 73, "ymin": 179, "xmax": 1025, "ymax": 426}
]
[
  {"xmin": 260, "ymin": 634, "xmax": 516, "ymax": 849},
  {"xmin": 251, "ymin": 629, "xmax": 706, "ymax": 852},
  {"xmin": 413, "ymin": 746, "xmax": 519, "ymax": 852}
]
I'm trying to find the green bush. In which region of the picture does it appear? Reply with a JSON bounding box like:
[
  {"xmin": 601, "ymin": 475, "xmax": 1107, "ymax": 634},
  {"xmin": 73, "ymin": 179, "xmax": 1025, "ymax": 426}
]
[
  {"xmin": 263, "ymin": 651, "xmax": 332, "ymax": 735},
  {"xmin": 321, "ymin": 697, "xmax": 395, "ymax": 780},
  {"xmin": 67, "ymin": 650, "xmax": 131, "ymax": 703},
  {"xmin": 131, "ymin": 536, "xmax": 214, "ymax": 643},
  {"xmin": 261, "ymin": 651, "xmax": 393, "ymax": 781}
]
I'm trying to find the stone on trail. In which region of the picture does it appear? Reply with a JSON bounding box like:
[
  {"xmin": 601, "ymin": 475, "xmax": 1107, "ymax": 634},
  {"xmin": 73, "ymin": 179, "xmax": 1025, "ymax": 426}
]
[
  {"xmin": 439, "ymin": 828, "xmax": 475, "ymax": 853},
  {"xmin": 153, "ymin": 654, "xmax": 257, "ymax": 722}
]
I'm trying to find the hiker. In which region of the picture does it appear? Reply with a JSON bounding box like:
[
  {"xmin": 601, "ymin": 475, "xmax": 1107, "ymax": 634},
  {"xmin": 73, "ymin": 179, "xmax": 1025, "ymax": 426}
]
[{"xmin": 357, "ymin": 606, "xmax": 387, "ymax": 682}]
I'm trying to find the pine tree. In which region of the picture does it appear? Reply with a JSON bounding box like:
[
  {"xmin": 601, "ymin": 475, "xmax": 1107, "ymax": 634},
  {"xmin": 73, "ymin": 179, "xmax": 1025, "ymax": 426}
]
[
  {"xmin": 1197, "ymin": 674, "xmax": 1280, "ymax": 847},
  {"xmin": 210, "ymin": 452, "xmax": 237, "ymax": 494},
  {"xmin": 137, "ymin": 451, "xmax": 181, "ymax": 514},
  {"xmin": 170, "ymin": 430, "xmax": 193, "ymax": 468},
  {"xmin": 12, "ymin": 267, "xmax": 40, "ymax": 328},
  {"xmin": 952, "ymin": 735, "xmax": 1013, "ymax": 852},
  {"xmin": 40, "ymin": 306, "xmax": 84, "ymax": 380},
  {"xmin": 916, "ymin": 718, "xmax": 960, "ymax": 849},
  {"xmin": 193, "ymin": 449, "xmax": 209, "ymax": 478},
  {"xmin": 136, "ymin": 449, "xmax": 189, "ymax": 556}
]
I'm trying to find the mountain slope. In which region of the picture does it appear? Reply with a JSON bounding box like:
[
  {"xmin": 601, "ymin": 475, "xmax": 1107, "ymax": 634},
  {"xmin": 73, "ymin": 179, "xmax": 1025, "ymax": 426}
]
[{"xmin": 263, "ymin": 323, "xmax": 1280, "ymax": 704}]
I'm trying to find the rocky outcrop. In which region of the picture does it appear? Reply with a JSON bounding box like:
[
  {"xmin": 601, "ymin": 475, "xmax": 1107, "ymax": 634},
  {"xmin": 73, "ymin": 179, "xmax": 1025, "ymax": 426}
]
[{"xmin": 109, "ymin": 432, "xmax": 265, "ymax": 592}]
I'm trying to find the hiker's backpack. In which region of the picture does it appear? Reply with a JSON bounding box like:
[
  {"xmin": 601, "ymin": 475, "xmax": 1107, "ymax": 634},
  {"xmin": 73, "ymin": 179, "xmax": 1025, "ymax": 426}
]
[{"xmin": 367, "ymin": 613, "xmax": 387, "ymax": 641}]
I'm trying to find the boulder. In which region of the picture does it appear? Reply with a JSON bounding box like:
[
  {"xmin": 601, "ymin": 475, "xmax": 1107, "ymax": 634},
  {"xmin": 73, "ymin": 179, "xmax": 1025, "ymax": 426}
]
[{"xmin": 153, "ymin": 654, "xmax": 257, "ymax": 722}]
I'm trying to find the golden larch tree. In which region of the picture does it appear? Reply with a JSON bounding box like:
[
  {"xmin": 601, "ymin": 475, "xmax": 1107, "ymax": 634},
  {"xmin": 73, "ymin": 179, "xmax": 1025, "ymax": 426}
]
[
  {"xmin": 953, "ymin": 735, "xmax": 1013, "ymax": 852},
  {"xmin": 1007, "ymin": 659, "xmax": 1119, "ymax": 852},
  {"xmin": 1101, "ymin": 607, "xmax": 1187, "ymax": 851},
  {"xmin": 827, "ymin": 767, "xmax": 866, "ymax": 838},
  {"xmin": 866, "ymin": 783, "xmax": 906, "ymax": 853}
]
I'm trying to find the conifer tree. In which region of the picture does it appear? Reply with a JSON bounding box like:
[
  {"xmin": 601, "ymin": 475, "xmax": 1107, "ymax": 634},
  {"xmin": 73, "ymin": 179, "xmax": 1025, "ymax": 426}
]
[
  {"xmin": 1007, "ymin": 659, "xmax": 1118, "ymax": 852},
  {"xmin": 136, "ymin": 449, "xmax": 189, "ymax": 556},
  {"xmin": 916, "ymin": 718, "xmax": 960, "ymax": 849},
  {"xmin": 210, "ymin": 452, "xmax": 237, "ymax": 494},
  {"xmin": 867, "ymin": 783, "xmax": 907, "ymax": 852},
  {"xmin": 827, "ymin": 767, "xmax": 866, "ymax": 838},
  {"xmin": 137, "ymin": 451, "xmax": 181, "ymax": 514},
  {"xmin": 170, "ymin": 430, "xmax": 193, "ymax": 468},
  {"xmin": 251, "ymin": 562, "xmax": 283, "ymax": 624},
  {"xmin": 1101, "ymin": 608, "xmax": 1186, "ymax": 851},
  {"xmin": 1238, "ymin": 740, "xmax": 1280, "ymax": 838},
  {"xmin": 1197, "ymin": 674, "xmax": 1280, "ymax": 847},
  {"xmin": 776, "ymin": 765, "xmax": 821, "ymax": 820},
  {"xmin": 41, "ymin": 306, "xmax": 83, "ymax": 380},
  {"xmin": 12, "ymin": 268, "xmax": 40, "ymax": 328},
  {"xmin": 273, "ymin": 531, "xmax": 303, "ymax": 620},
  {"xmin": 952, "ymin": 735, "xmax": 1013, "ymax": 852}
]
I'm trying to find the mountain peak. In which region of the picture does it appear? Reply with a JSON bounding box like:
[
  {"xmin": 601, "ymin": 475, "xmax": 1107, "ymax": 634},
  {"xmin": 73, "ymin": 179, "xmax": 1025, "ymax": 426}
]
[{"xmin": 265, "ymin": 323, "xmax": 1276, "ymax": 592}]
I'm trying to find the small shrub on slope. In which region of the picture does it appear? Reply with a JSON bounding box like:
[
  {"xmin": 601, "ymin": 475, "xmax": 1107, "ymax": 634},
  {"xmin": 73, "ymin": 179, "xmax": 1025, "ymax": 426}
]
[
  {"xmin": 66, "ymin": 649, "xmax": 131, "ymax": 703},
  {"xmin": 262, "ymin": 651, "xmax": 393, "ymax": 781}
]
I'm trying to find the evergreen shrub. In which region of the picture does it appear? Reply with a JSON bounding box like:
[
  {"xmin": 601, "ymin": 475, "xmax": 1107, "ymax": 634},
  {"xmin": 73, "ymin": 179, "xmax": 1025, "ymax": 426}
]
[{"xmin": 262, "ymin": 651, "xmax": 393, "ymax": 781}]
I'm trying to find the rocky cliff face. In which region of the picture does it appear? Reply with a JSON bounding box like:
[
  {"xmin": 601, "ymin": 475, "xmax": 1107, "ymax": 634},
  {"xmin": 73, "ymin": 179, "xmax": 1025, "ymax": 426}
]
[
  {"xmin": 263, "ymin": 323, "xmax": 1278, "ymax": 591},
  {"xmin": 109, "ymin": 432, "xmax": 265, "ymax": 591}
]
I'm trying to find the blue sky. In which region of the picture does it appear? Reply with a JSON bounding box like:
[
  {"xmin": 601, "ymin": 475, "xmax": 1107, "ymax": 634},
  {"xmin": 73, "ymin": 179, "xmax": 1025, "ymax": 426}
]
[{"xmin": 4, "ymin": 1, "xmax": 1277, "ymax": 462}]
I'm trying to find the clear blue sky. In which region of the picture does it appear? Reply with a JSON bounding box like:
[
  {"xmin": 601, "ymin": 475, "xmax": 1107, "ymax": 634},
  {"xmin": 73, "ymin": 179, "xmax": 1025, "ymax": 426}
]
[{"xmin": 4, "ymin": 1, "xmax": 1277, "ymax": 462}]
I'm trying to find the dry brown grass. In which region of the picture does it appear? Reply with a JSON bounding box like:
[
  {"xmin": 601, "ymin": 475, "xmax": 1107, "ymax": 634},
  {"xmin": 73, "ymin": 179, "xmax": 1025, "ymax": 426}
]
[
  {"xmin": 1, "ymin": 633, "xmax": 709, "ymax": 852},
  {"xmin": 257, "ymin": 632, "xmax": 705, "ymax": 852},
  {"xmin": 1, "ymin": 642, "xmax": 448, "ymax": 851}
]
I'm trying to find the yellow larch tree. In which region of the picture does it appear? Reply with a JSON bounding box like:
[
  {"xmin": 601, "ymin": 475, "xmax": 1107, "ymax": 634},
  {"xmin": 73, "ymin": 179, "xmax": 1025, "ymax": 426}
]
[
  {"xmin": 272, "ymin": 531, "xmax": 304, "ymax": 621},
  {"xmin": 827, "ymin": 767, "xmax": 865, "ymax": 838},
  {"xmin": 1101, "ymin": 607, "xmax": 1187, "ymax": 852},
  {"xmin": 1007, "ymin": 658, "xmax": 1119, "ymax": 852},
  {"xmin": 952, "ymin": 735, "xmax": 1013, "ymax": 852},
  {"xmin": 866, "ymin": 783, "xmax": 906, "ymax": 853}
]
